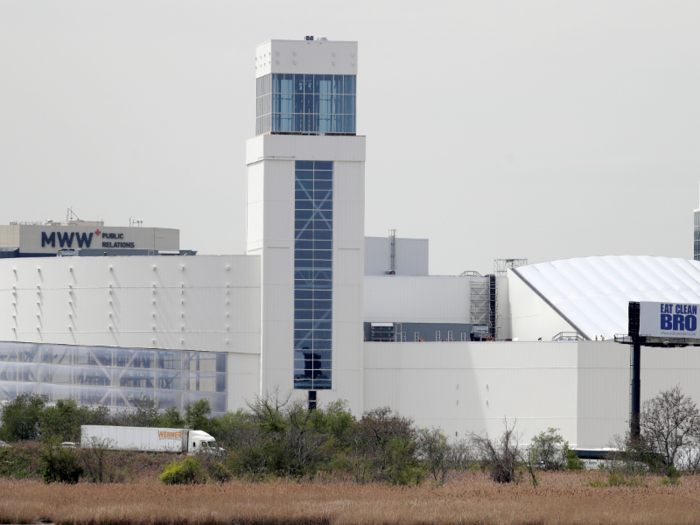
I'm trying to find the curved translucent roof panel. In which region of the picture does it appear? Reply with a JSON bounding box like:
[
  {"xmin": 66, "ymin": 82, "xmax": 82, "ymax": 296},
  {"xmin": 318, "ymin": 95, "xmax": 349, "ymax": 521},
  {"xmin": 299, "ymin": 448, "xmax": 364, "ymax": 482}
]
[{"xmin": 512, "ymin": 256, "xmax": 700, "ymax": 340}]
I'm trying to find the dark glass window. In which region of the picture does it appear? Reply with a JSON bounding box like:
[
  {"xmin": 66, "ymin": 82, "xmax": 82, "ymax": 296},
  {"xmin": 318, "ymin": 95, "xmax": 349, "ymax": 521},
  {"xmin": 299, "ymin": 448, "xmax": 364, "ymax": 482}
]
[{"xmin": 294, "ymin": 160, "xmax": 333, "ymax": 390}]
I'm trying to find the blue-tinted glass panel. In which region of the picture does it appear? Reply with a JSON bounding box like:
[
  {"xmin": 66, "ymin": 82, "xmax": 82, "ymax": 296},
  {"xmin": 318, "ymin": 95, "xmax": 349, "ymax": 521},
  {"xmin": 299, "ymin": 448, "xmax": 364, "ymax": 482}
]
[
  {"xmin": 268, "ymin": 74, "xmax": 355, "ymax": 135},
  {"xmin": 295, "ymin": 300, "xmax": 313, "ymax": 310},
  {"xmin": 314, "ymin": 300, "xmax": 333, "ymax": 310},
  {"xmin": 295, "ymin": 210, "xmax": 313, "ymax": 221},
  {"xmin": 0, "ymin": 342, "xmax": 226, "ymax": 413},
  {"xmin": 295, "ymin": 240, "xmax": 313, "ymax": 250},
  {"xmin": 333, "ymin": 75, "xmax": 344, "ymax": 94},
  {"xmin": 295, "ymin": 350, "xmax": 332, "ymax": 361},
  {"xmin": 294, "ymin": 74, "xmax": 304, "ymax": 93},
  {"xmin": 344, "ymin": 75, "xmax": 356, "ymax": 94},
  {"xmin": 313, "ymin": 231, "xmax": 332, "ymax": 241},
  {"xmin": 294, "ymin": 161, "xmax": 332, "ymax": 389},
  {"xmin": 314, "ymin": 260, "xmax": 332, "ymax": 269},
  {"xmin": 313, "ymin": 310, "xmax": 332, "ymax": 320}
]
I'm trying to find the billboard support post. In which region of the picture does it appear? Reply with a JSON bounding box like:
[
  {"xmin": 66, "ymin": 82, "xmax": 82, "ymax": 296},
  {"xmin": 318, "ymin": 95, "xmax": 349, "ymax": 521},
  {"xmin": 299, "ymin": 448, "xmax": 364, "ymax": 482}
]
[{"xmin": 631, "ymin": 342, "xmax": 641, "ymax": 440}]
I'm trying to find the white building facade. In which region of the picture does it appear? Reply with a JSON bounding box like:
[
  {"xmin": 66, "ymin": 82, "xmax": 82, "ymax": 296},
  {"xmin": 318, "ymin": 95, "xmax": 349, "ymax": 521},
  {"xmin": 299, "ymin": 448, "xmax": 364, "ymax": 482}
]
[{"xmin": 1, "ymin": 39, "xmax": 700, "ymax": 450}]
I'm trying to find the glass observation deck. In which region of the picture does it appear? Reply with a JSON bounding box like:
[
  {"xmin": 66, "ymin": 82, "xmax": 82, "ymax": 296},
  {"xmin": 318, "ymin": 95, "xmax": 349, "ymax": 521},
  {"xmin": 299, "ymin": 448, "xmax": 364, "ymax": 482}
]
[{"xmin": 256, "ymin": 74, "xmax": 356, "ymax": 136}]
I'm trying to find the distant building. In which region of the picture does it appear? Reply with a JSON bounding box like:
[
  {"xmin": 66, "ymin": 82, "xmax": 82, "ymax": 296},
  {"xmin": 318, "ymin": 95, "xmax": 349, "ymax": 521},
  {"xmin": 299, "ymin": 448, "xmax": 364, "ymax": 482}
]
[{"xmin": 0, "ymin": 220, "xmax": 183, "ymax": 258}]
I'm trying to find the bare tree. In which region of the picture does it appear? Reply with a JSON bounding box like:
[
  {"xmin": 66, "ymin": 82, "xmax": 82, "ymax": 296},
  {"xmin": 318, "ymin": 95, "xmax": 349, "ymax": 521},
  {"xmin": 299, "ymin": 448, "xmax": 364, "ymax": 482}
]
[
  {"xmin": 417, "ymin": 428, "xmax": 472, "ymax": 486},
  {"xmin": 78, "ymin": 436, "xmax": 116, "ymax": 483},
  {"xmin": 469, "ymin": 419, "xmax": 523, "ymax": 483},
  {"xmin": 640, "ymin": 385, "xmax": 700, "ymax": 472}
]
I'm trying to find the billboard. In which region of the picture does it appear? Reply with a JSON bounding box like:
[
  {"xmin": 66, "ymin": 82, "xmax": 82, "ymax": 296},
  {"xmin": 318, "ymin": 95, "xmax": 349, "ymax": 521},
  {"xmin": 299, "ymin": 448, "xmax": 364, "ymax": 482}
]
[{"xmin": 638, "ymin": 301, "xmax": 699, "ymax": 338}]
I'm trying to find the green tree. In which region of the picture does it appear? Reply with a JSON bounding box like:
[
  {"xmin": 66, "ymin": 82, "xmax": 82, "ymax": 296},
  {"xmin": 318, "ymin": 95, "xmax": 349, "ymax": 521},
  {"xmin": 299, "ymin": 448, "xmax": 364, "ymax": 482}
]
[
  {"xmin": 310, "ymin": 400, "xmax": 355, "ymax": 442},
  {"xmin": 131, "ymin": 394, "xmax": 161, "ymax": 427},
  {"xmin": 0, "ymin": 394, "xmax": 47, "ymax": 442},
  {"xmin": 185, "ymin": 399, "xmax": 213, "ymax": 432},
  {"xmin": 348, "ymin": 407, "xmax": 419, "ymax": 484},
  {"xmin": 529, "ymin": 428, "xmax": 568, "ymax": 471},
  {"xmin": 154, "ymin": 407, "xmax": 185, "ymax": 429},
  {"xmin": 39, "ymin": 399, "xmax": 110, "ymax": 443}
]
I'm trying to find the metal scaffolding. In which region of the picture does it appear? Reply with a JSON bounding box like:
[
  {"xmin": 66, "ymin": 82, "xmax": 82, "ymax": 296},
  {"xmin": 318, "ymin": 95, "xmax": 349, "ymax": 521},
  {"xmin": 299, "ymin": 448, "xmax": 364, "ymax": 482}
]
[
  {"xmin": 469, "ymin": 277, "xmax": 490, "ymax": 330},
  {"xmin": 493, "ymin": 258, "xmax": 528, "ymax": 277}
]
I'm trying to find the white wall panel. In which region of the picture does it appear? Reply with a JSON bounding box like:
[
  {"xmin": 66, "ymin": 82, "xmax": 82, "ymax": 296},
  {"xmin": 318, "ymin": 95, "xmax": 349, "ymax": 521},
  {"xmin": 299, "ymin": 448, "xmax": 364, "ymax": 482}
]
[
  {"xmin": 364, "ymin": 341, "xmax": 580, "ymax": 444},
  {"xmin": 248, "ymin": 135, "xmax": 365, "ymax": 163},
  {"xmin": 227, "ymin": 353, "xmax": 261, "ymax": 412},
  {"xmin": 334, "ymin": 200, "xmax": 364, "ymax": 245},
  {"xmin": 364, "ymin": 276, "xmax": 470, "ymax": 324},
  {"xmin": 364, "ymin": 237, "xmax": 429, "ymax": 277},
  {"xmin": 364, "ymin": 340, "xmax": 700, "ymax": 448},
  {"xmin": 254, "ymin": 40, "xmax": 358, "ymax": 79},
  {"xmin": 508, "ymin": 268, "xmax": 576, "ymax": 341},
  {"xmin": 0, "ymin": 255, "xmax": 261, "ymax": 356},
  {"xmin": 334, "ymin": 161, "xmax": 364, "ymax": 202}
]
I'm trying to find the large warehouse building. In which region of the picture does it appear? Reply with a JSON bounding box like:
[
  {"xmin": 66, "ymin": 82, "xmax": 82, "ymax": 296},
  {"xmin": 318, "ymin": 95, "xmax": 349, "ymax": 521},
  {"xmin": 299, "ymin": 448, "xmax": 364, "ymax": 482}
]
[{"xmin": 1, "ymin": 38, "xmax": 699, "ymax": 449}]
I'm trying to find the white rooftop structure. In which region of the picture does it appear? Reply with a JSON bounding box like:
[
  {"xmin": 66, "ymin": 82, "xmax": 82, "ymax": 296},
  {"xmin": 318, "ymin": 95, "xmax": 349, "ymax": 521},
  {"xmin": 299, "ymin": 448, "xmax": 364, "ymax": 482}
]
[{"xmin": 510, "ymin": 255, "xmax": 700, "ymax": 341}]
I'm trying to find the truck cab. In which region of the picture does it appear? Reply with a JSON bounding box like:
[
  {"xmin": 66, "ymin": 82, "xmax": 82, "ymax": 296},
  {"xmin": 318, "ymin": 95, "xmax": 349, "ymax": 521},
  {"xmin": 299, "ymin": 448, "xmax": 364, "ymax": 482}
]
[{"xmin": 186, "ymin": 430, "xmax": 222, "ymax": 456}]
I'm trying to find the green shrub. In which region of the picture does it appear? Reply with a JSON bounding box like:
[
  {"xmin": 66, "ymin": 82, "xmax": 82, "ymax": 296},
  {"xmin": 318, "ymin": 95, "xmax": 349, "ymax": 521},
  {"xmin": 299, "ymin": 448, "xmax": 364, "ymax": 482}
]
[
  {"xmin": 660, "ymin": 465, "xmax": 682, "ymax": 486},
  {"xmin": 607, "ymin": 473, "xmax": 627, "ymax": 486},
  {"xmin": 41, "ymin": 444, "xmax": 83, "ymax": 484},
  {"xmin": 206, "ymin": 462, "xmax": 231, "ymax": 484},
  {"xmin": 0, "ymin": 442, "xmax": 43, "ymax": 479},
  {"xmin": 586, "ymin": 478, "xmax": 607, "ymax": 487},
  {"xmin": 159, "ymin": 457, "xmax": 207, "ymax": 485},
  {"xmin": 529, "ymin": 428, "xmax": 568, "ymax": 471},
  {"xmin": 587, "ymin": 473, "xmax": 647, "ymax": 487},
  {"xmin": 565, "ymin": 445, "xmax": 585, "ymax": 471}
]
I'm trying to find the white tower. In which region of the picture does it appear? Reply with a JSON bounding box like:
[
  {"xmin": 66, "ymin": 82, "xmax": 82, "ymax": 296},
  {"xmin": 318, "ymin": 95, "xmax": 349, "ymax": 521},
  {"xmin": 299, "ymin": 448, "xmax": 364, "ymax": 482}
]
[{"xmin": 246, "ymin": 38, "xmax": 365, "ymax": 412}]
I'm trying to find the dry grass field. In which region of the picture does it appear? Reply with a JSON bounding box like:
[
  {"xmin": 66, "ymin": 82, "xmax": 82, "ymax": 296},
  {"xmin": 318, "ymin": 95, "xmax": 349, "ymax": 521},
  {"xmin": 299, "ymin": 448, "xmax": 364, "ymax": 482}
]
[{"xmin": 1, "ymin": 471, "xmax": 700, "ymax": 525}]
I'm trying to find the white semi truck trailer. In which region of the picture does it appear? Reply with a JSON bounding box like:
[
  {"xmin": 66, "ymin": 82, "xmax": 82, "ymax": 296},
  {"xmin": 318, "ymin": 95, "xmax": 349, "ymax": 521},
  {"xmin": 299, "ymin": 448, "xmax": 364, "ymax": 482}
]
[{"xmin": 81, "ymin": 425, "xmax": 221, "ymax": 455}]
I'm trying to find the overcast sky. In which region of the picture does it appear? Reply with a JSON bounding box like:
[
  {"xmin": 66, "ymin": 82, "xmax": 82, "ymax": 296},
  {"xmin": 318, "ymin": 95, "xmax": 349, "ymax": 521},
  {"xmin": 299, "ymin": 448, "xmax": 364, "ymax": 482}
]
[{"xmin": 1, "ymin": 1, "xmax": 699, "ymax": 275}]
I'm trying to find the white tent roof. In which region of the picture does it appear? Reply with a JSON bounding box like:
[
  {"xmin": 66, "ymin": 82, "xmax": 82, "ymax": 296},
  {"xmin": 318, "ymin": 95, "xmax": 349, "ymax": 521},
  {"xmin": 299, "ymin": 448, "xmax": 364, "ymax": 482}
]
[{"xmin": 512, "ymin": 256, "xmax": 700, "ymax": 340}]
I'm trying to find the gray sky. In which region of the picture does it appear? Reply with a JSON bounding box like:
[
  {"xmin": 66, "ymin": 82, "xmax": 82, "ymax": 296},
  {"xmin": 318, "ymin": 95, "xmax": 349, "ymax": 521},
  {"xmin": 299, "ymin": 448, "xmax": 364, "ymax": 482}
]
[{"xmin": 1, "ymin": 1, "xmax": 699, "ymax": 275}]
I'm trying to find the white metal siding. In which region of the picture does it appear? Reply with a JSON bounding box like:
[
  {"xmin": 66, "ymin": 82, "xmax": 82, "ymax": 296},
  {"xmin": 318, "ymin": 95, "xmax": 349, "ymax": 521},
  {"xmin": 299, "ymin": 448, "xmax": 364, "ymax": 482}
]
[
  {"xmin": 364, "ymin": 276, "xmax": 470, "ymax": 324},
  {"xmin": 364, "ymin": 237, "xmax": 429, "ymax": 276},
  {"xmin": 0, "ymin": 255, "xmax": 261, "ymax": 354}
]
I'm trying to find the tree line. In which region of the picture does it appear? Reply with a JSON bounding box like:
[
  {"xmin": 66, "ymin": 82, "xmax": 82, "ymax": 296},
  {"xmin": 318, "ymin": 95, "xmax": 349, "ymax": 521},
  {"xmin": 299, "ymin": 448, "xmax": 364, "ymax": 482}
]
[{"xmin": 1, "ymin": 386, "xmax": 699, "ymax": 485}]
